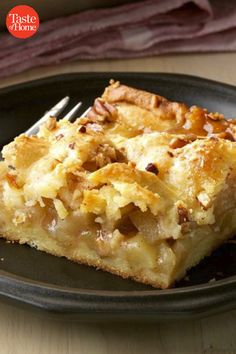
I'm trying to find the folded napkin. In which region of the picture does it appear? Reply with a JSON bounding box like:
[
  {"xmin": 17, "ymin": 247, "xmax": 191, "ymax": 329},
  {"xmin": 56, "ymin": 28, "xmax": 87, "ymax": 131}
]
[{"xmin": 0, "ymin": 0, "xmax": 236, "ymax": 78}]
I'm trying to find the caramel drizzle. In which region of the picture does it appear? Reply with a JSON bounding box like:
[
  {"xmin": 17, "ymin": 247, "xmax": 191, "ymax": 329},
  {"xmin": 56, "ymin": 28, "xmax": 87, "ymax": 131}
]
[{"xmin": 168, "ymin": 107, "xmax": 236, "ymax": 141}]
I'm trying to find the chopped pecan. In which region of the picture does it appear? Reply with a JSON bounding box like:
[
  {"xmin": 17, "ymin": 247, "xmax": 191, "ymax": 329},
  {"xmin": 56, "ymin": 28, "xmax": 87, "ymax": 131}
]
[
  {"xmin": 166, "ymin": 238, "xmax": 176, "ymax": 247},
  {"xmin": 103, "ymin": 102, "xmax": 118, "ymax": 121},
  {"xmin": 78, "ymin": 125, "xmax": 86, "ymax": 133},
  {"xmin": 86, "ymin": 108, "xmax": 99, "ymax": 120},
  {"xmin": 95, "ymin": 99, "xmax": 109, "ymax": 117},
  {"xmin": 8, "ymin": 165, "xmax": 16, "ymax": 170},
  {"xmin": 68, "ymin": 142, "xmax": 75, "ymax": 149},
  {"xmin": 46, "ymin": 117, "xmax": 57, "ymax": 131},
  {"xmin": 169, "ymin": 138, "xmax": 188, "ymax": 149},
  {"xmin": 6, "ymin": 173, "xmax": 19, "ymax": 189},
  {"xmin": 169, "ymin": 135, "xmax": 197, "ymax": 149},
  {"xmin": 145, "ymin": 163, "xmax": 159, "ymax": 175},
  {"xmin": 88, "ymin": 98, "xmax": 117, "ymax": 122},
  {"xmin": 55, "ymin": 133, "xmax": 64, "ymax": 141},
  {"xmin": 167, "ymin": 151, "xmax": 174, "ymax": 157},
  {"xmin": 177, "ymin": 205, "xmax": 189, "ymax": 224}
]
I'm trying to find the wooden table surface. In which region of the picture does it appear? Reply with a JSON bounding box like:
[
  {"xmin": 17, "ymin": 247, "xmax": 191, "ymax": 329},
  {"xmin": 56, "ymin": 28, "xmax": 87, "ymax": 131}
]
[{"xmin": 0, "ymin": 53, "xmax": 236, "ymax": 354}]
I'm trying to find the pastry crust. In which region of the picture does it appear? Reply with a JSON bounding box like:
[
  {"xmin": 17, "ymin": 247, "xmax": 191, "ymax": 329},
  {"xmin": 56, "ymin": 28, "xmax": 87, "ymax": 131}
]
[{"xmin": 0, "ymin": 81, "xmax": 236, "ymax": 289}]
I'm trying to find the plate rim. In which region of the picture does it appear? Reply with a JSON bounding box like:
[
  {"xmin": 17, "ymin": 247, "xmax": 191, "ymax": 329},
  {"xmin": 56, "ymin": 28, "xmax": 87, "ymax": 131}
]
[{"xmin": 2, "ymin": 71, "xmax": 236, "ymax": 92}]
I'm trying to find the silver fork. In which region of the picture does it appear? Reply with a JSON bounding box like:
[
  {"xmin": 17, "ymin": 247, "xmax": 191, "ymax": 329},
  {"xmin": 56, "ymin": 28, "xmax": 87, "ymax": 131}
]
[{"xmin": 25, "ymin": 97, "xmax": 91, "ymax": 136}]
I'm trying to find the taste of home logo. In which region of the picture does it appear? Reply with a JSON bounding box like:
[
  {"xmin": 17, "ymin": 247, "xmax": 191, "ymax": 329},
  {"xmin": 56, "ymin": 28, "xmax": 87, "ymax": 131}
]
[{"xmin": 6, "ymin": 5, "xmax": 39, "ymax": 39}]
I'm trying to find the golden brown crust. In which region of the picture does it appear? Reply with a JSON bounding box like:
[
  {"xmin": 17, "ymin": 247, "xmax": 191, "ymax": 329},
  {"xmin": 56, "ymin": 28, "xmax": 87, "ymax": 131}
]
[
  {"xmin": 89, "ymin": 81, "xmax": 236, "ymax": 140},
  {"xmin": 103, "ymin": 82, "xmax": 167, "ymax": 110},
  {"xmin": 101, "ymin": 82, "xmax": 189, "ymax": 125},
  {"xmin": 0, "ymin": 231, "xmax": 168, "ymax": 289}
]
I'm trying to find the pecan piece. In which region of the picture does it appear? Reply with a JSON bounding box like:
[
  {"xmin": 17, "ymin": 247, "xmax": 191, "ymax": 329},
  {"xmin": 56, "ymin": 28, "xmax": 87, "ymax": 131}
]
[
  {"xmin": 167, "ymin": 151, "xmax": 174, "ymax": 157},
  {"xmin": 169, "ymin": 135, "xmax": 197, "ymax": 149},
  {"xmin": 55, "ymin": 133, "xmax": 64, "ymax": 141},
  {"xmin": 145, "ymin": 163, "xmax": 159, "ymax": 175},
  {"xmin": 78, "ymin": 125, "xmax": 86, "ymax": 133},
  {"xmin": 6, "ymin": 173, "xmax": 19, "ymax": 189},
  {"xmin": 89, "ymin": 98, "xmax": 117, "ymax": 122},
  {"xmin": 169, "ymin": 138, "xmax": 188, "ymax": 149},
  {"xmin": 45, "ymin": 117, "xmax": 57, "ymax": 131},
  {"xmin": 68, "ymin": 142, "xmax": 75, "ymax": 149},
  {"xmin": 177, "ymin": 205, "xmax": 189, "ymax": 224}
]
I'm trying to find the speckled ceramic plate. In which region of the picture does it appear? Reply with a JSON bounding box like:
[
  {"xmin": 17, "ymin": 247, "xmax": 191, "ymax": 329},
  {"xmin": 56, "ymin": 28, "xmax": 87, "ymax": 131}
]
[{"xmin": 0, "ymin": 73, "xmax": 235, "ymax": 321}]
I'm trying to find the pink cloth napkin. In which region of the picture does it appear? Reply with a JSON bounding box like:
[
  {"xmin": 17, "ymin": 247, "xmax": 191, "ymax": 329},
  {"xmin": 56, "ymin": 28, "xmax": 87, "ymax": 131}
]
[{"xmin": 0, "ymin": 0, "xmax": 236, "ymax": 78}]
